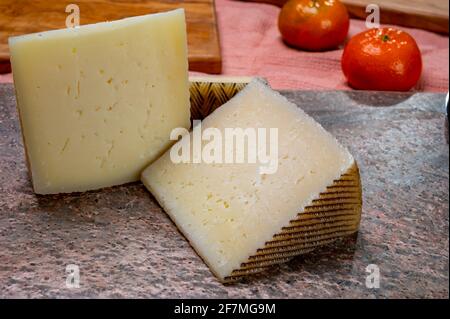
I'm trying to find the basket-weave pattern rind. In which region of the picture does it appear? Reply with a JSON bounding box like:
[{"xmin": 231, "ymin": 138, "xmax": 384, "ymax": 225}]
[
  {"xmin": 223, "ymin": 163, "xmax": 362, "ymax": 282},
  {"xmin": 190, "ymin": 80, "xmax": 248, "ymax": 120},
  {"xmin": 188, "ymin": 78, "xmax": 362, "ymax": 283}
]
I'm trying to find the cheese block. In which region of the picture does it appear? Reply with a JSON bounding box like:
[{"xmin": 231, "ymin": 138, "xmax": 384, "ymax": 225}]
[
  {"xmin": 142, "ymin": 79, "xmax": 362, "ymax": 282},
  {"xmin": 9, "ymin": 9, "xmax": 190, "ymax": 194}
]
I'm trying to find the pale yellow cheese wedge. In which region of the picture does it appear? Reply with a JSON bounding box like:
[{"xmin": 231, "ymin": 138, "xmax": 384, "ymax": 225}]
[
  {"xmin": 9, "ymin": 9, "xmax": 190, "ymax": 194},
  {"xmin": 141, "ymin": 79, "xmax": 355, "ymax": 281}
]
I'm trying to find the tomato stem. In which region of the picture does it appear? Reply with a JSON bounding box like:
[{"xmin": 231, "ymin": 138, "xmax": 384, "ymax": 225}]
[{"xmin": 381, "ymin": 34, "xmax": 390, "ymax": 42}]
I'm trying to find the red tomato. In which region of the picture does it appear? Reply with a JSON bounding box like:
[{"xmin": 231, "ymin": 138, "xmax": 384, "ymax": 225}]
[
  {"xmin": 278, "ymin": 0, "xmax": 350, "ymax": 51},
  {"xmin": 341, "ymin": 27, "xmax": 422, "ymax": 91}
]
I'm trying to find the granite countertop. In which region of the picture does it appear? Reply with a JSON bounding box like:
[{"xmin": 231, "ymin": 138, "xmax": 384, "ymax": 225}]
[{"xmin": 0, "ymin": 83, "xmax": 448, "ymax": 298}]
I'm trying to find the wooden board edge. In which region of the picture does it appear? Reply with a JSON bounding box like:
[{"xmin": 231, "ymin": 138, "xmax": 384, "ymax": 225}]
[
  {"xmin": 345, "ymin": 3, "xmax": 449, "ymax": 35},
  {"xmin": 237, "ymin": 0, "xmax": 449, "ymax": 34}
]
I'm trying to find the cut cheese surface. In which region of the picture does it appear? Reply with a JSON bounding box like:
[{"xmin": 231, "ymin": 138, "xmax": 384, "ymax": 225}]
[
  {"xmin": 9, "ymin": 9, "xmax": 190, "ymax": 194},
  {"xmin": 141, "ymin": 79, "xmax": 355, "ymax": 281}
]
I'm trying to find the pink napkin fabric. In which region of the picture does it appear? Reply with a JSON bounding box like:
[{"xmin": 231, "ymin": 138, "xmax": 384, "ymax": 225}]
[{"xmin": 1, "ymin": 0, "xmax": 449, "ymax": 92}]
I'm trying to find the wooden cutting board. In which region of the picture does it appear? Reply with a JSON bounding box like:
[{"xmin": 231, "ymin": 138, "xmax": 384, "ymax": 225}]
[
  {"xmin": 241, "ymin": 0, "xmax": 449, "ymax": 34},
  {"xmin": 0, "ymin": 0, "xmax": 221, "ymax": 74}
]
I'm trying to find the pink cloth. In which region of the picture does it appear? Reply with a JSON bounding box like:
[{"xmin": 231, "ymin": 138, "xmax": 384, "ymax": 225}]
[
  {"xmin": 1, "ymin": 0, "xmax": 449, "ymax": 92},
  {"xmin": 209, "ymin": 0, "xmax": 449, "ymax": 91}
]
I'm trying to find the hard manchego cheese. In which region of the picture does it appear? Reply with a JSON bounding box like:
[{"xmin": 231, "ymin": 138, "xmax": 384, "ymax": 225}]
[
  {"xmin": 142, "ymin": 79, "xmax": 362, "ymax": 282},
  {"xmin": 9, "ymin": 9, "xmax": 191, "ymax": 194}
]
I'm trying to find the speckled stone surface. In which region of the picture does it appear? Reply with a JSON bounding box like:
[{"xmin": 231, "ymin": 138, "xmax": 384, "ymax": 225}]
[{"xmin": 0, "ymin": 84, "xmax": 448, "ymax": 298}]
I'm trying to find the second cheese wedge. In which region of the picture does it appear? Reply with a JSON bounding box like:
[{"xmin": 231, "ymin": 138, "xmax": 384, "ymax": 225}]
[
  {"xmin": 9, "ymin": 9, "xmax": 190, "ymax": 194},
  {"xmin": 142, "ymin": 79, "xmax": 362, "ymax": 282}
]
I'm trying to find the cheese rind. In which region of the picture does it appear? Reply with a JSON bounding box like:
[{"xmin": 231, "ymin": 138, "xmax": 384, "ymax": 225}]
[
  {"xmin": 10, "ymin": 9, "xmax": 190, "ymax": 194},
  {"xmin": 141, "ymin": 79, "xmax": 355, "ymax": 281}
]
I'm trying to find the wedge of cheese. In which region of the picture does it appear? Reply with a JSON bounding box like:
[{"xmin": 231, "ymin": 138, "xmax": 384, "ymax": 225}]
[
  {"xmin": 9, "ymin": 9, "xmax": 190, "ymax": 194},
  {"xmin": 142, "ymin": 79, "xmax": 362, "ymax": 282}
]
